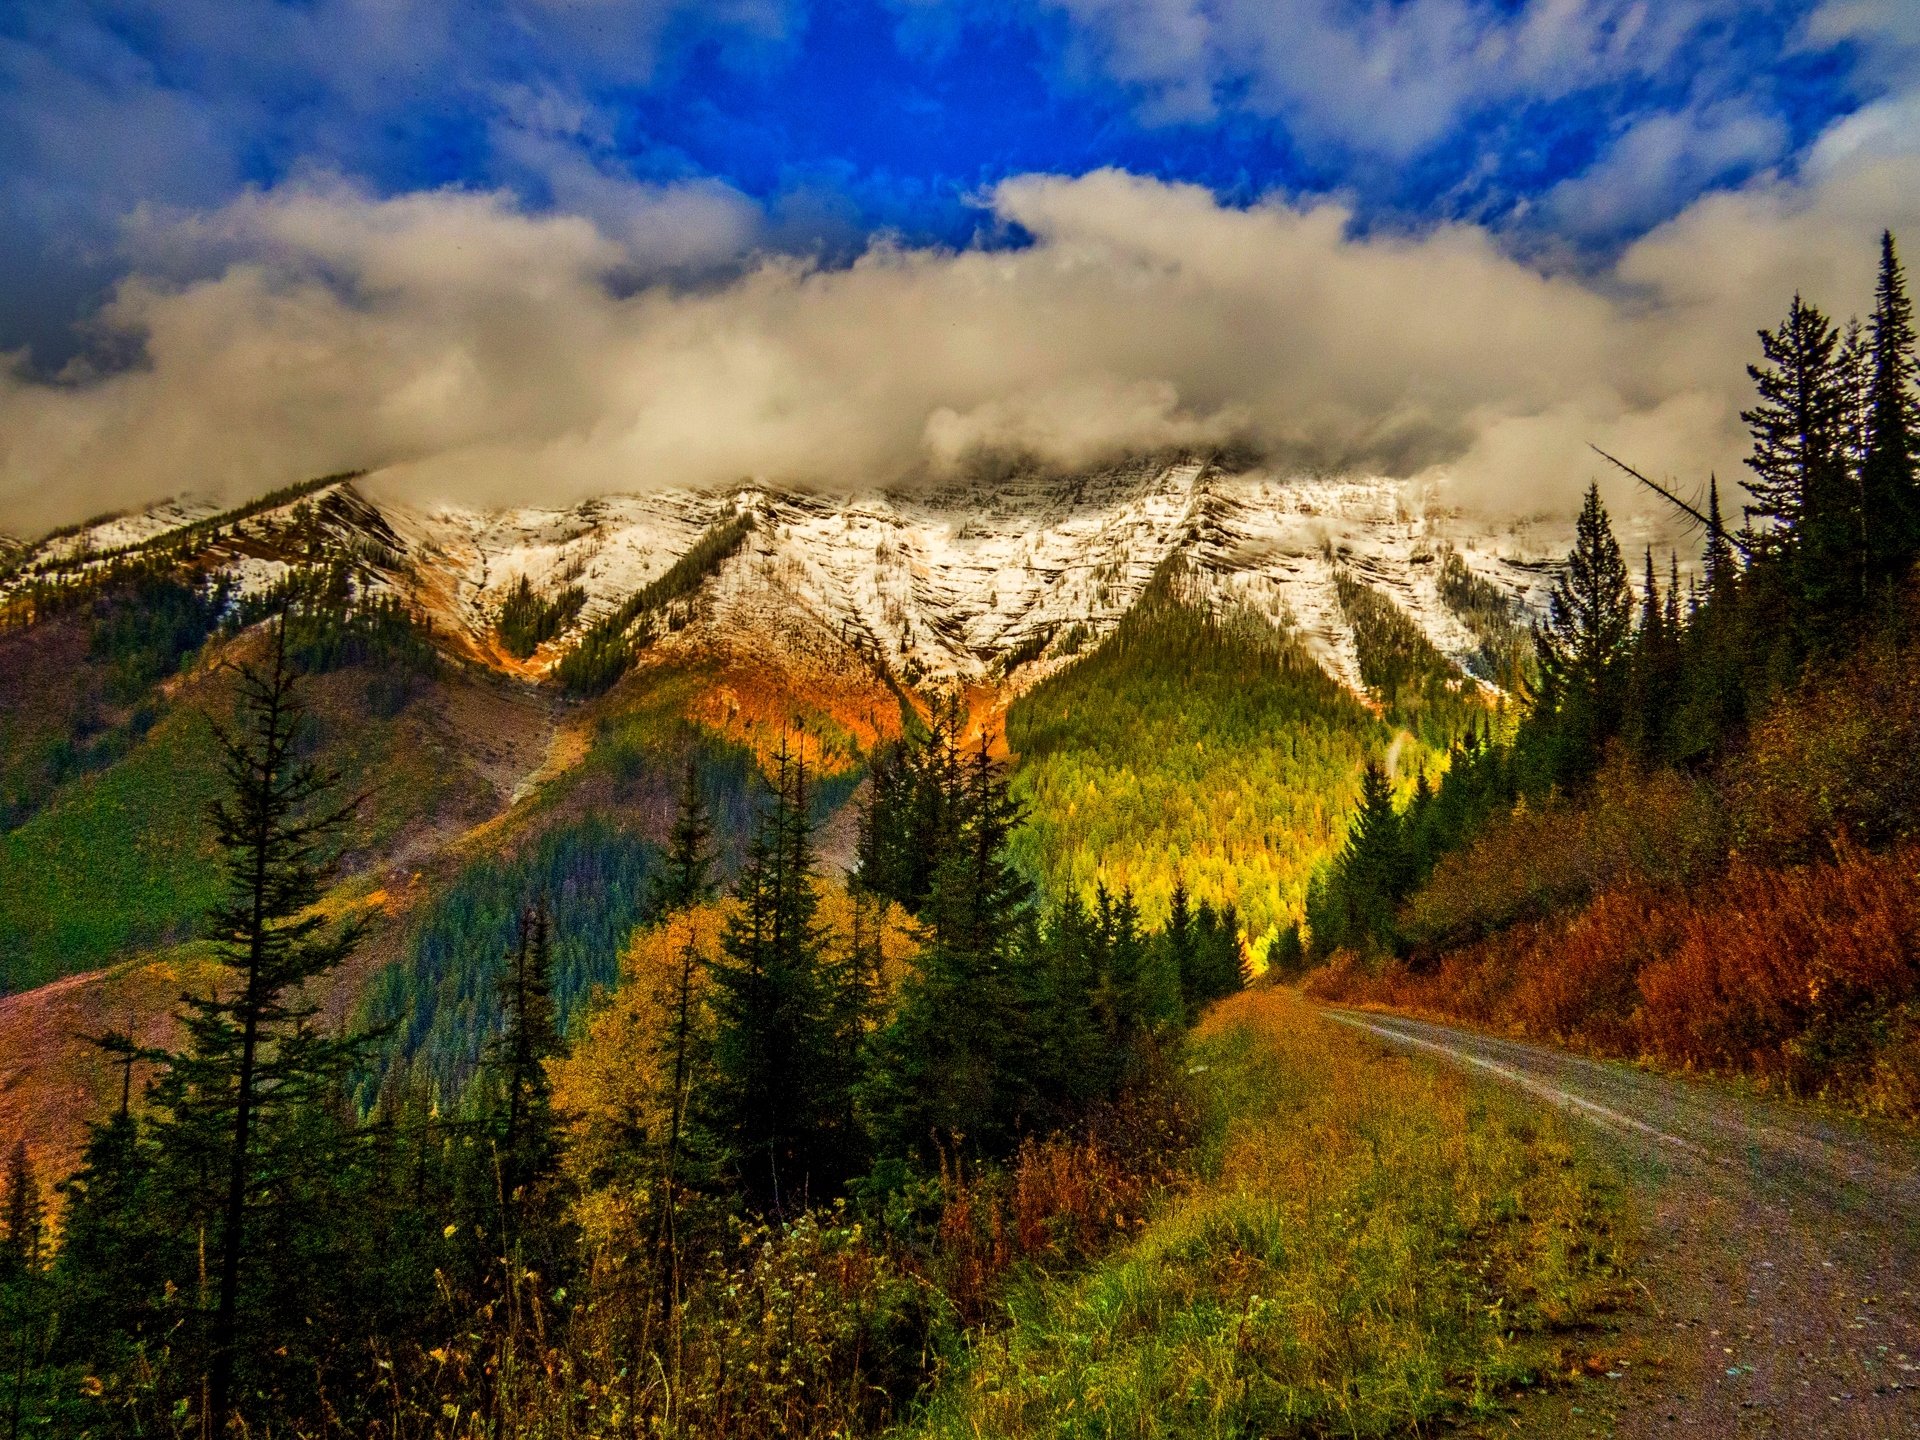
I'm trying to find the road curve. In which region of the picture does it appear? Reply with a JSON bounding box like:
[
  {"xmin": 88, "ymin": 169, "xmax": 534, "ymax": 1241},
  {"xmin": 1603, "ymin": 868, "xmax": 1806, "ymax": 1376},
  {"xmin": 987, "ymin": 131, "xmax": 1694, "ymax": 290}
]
[{"xmin": 1322, "ymin": 1007, "xmax": 1920, "ymax": 1439}]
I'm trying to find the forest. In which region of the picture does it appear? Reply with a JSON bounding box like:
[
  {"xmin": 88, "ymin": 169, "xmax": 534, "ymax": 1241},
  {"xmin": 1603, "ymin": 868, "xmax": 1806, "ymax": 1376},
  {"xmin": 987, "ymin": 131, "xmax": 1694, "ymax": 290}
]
[
  {"xmin": 0, "ymin": 619, "xmax": 1256, "ymax": 1435},
  {"xmin": 0, "ymin": 217, "xmax": 1911, "ymax": 1440},
  {"xmin": 1303, "ymin": 232, "xmax": 1920, "ymax": 1117}
]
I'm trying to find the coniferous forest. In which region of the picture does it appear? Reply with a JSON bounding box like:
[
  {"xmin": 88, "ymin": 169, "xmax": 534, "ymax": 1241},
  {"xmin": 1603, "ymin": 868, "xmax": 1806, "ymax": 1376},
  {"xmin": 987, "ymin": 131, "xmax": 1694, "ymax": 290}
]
[
  {"xmin": 0, "ymin": 218, "xmax": 1915, "ymax": 1439},
  {"xmin": 1307, "ymin": 232, "xmax": 1920, "ymax": 1113}
]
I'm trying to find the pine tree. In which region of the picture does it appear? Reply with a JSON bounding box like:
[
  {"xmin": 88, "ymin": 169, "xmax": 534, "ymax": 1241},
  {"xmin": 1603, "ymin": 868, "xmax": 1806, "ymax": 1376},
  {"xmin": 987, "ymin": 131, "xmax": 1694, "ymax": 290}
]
[
  {"xmin": 1164, "ymin": 879, "xmax": 1200, "ymax": 1022},
  {"xmin": 1863, "ymin": 231, "xmax": 1920, "ymax": 592},
  {"xmin": 147, "ymin": 621, "xmax": 364, "ymax": 1434},
  {"xmin": 1742, "ymin": 294, "xmax": 1846, "ymax": 544},
  {"xmin": 854, "ymin": 698, "xmax": 965, "ymax": 914},
  {"xmin": 703, "ymin": 745, "xmax": 843, "ymax": 1210},
  {"xmin": 1627, "ymin": 548, "xmax": 1677, "ymax": 762},
  {"xmin": 0, "ymin": 1144, "xmax": 39, "ymax": 1277},
  {"xmin": 648, "ymin": 907, "xmax": 714, "ymax": 1337},
  {"xmin": 1704, "ymin": 477, "xmax": 1739, "ymax": 601},
  {"xmin": 488, "ymin": 898, "xmax": 561, "ymax": 1242},
  {"xmin": 1533, "ymin": 482, "xmax": 1634, "ymax": 775},
  {"xmin": 650, "ymin": 757, "xmax": 716, "ymax": 919},
  {"xmin": 863, "ymin": 735, "xmax": 1039, "ymax": 1164}
]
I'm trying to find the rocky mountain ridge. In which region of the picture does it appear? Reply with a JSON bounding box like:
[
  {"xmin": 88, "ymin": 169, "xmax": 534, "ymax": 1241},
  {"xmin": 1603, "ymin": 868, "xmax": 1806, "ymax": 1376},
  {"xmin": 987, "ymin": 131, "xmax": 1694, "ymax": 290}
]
[{"xmin": 3, "ymin": 458, "xmax": 1561, "ymax": 704}]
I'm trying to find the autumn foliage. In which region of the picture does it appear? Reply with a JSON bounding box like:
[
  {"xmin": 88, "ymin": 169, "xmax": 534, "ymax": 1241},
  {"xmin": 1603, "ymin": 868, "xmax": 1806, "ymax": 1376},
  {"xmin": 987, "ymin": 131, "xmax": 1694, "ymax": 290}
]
[{"xmin": 1311, "ymin": 840, "xmax": 1920, "ymax": 1118}]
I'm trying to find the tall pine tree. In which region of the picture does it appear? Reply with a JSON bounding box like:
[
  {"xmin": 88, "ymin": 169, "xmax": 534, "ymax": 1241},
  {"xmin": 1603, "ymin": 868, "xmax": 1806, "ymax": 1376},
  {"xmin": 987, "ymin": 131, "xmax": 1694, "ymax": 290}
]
[
  {"xmin": 862, "ymin": 735, "xmax": 1039, "ymax": 1165},
  {"xmin": 146, "ymin": 621, "xmax": 365, "ymax": 1434},
  {"xmin": 1533, "ymin": 482, "xmax": 1634, "ymax": 779},
  {"xmin": 1863, "ymin": 231, "xmax": 1920, "ymax": 595},
  {"xmin": 703, "ymin": 745, "xmax": 848, "ymax": 1211}
]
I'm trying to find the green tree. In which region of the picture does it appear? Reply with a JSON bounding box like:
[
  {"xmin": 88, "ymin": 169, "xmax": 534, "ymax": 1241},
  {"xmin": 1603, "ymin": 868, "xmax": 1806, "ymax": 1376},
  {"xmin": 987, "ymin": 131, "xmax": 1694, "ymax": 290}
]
[
  {"xmin": 703, "ymin": 746, "xmax": 846, "ymax": 1210},
  {"xmin": 1863, "ymin": 231, "xmax": 1920, "ymax": 594},
  {"xmin": 1533, "ymin": 482, "xmax": 1634, "ymax": 777},
  {"xmin": 146, "ymin": 622, "xmax": 365, "ymax": 1434},
  {"xmin": 650, "ymin": 757, "xmax": 718, "ymax": 919},
  {"xmin": 863, "ymin": 736, "xmax": 1039, "ymax": 1164},
  {"xmin": 0, "ymin": 1144, "xmax": 39, "ymax": 1278},
  {"xmin": 488, "ymin": 898, "xmax": 562, "ymax": 1244},
  {"xmin": 1307, "ymin": 758, "xmax": 1407, "ymax": 957}
]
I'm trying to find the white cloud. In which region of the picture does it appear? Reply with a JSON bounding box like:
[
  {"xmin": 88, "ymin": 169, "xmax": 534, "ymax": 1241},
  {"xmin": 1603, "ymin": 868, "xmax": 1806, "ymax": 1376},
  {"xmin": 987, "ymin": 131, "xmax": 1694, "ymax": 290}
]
[
  {"xmin": 1030, "ymin": 0, "xmax": 1724, "ymax": 161},
  {"xmin": 1542, "ymin": 104, "xmax": 1790, "ymax": 240},
  {"xmin": 4, "ymin": 144, "xmax": 1916, "ymax": 539}
]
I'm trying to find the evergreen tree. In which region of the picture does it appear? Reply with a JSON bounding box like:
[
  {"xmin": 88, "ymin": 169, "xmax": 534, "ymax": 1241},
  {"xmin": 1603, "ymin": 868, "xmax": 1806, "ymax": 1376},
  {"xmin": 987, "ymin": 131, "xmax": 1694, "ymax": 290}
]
[
  {"xmin": 1164, "ymin": 879, "xmax": 1200, "ymax": 1022},
  {"xmin": 1029, "ymin": 893, "xmax": 1108, "ymax": 1122},
  {"xmin": 0, "ymin": 1144, "xmax": 39, "ymax": 1277},
  {"xmin": 53, "ymin": 1033, "xmax": 163, "ymax": 1348},
  {"xmin": 863, "ymin": 735, "xmax": 1039, "ymax": 1164},
  {"xmin": 650, "ymin": 757, "xmax": 717, "ymax": 919},
  {"xmin": 1307, "ymin": 758, "xmax": 1407, "ymax": 956},
  {"xmin": 1704, "ymin": 477, "xmax": 1739, "ymax": 602},
  {"xmin": 854, "ymin": 698, "xmax": 964, "ymax": 913},
  {"xmin": 145, "ymin": 621, "xmax": 365, "ymax": 1434},
  {"xmin": 487, "ymin": 898, "xmax": 562, "ymax": 1242},
  {"xmin": 1627, "ymin": 548, "xmax": 1680, "ymax": 762},
  {"xmin": 648, "ymin": 908, "xmax": 715, "ymax": 1337},
  {"xmin": 1533, "ymin": 482, "xmax": 1634, "ymax": 777},
  {"xmin": 1743, "ymin": 294, "xmax": 1846, "ymax": 542},
  {"xmin": 703, "ymin": 746, "xmax": 845, "ymax": 1210},
  {"xmin": 1863, "ymin": 231, "xmax": 1920, "ymax": 592}
]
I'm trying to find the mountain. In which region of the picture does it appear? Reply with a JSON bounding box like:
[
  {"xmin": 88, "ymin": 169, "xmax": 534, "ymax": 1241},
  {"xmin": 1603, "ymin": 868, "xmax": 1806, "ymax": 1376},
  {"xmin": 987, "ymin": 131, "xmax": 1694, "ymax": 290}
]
[
  {"xmin": 0, "ymin": 456, "xmax": 1545, "ymax": 1172},
  {"xmin": 3, "ymin": 458, "xmax": 1554, "ymax": 694}
]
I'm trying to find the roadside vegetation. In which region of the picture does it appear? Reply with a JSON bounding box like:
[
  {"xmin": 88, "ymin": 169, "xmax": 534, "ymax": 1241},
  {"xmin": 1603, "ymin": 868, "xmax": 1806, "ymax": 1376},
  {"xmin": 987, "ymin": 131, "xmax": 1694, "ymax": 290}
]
[
  {"xmin": 906, "ymin": 987, "xmax": 1623, "ymax": 1439},
  {"xmin": 1300, "ymin": 231, "xmax": 1920, "ymax": 1120}
]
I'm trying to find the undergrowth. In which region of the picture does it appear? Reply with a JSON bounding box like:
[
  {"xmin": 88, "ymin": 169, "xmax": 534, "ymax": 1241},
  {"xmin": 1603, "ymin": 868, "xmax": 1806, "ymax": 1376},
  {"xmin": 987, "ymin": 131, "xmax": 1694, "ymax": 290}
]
[{"xmin": 903, "ymin": 988, "xmax": 1623, "ymax": 1439}]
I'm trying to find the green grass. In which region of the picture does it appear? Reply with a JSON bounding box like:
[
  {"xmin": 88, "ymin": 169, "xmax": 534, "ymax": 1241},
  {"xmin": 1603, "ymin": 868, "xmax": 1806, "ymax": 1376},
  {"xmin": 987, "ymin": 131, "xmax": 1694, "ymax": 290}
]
[
  {"xmin": 0, "ymin": 706, "xmax": 224, "ymax": 994},
  {"xmin": 900, "ymin": 988, "xmax": 1624, "ymax": 1439},
  {"xmin": 0, "ymin": 661, "xmax": 473, "ymax": 996}
]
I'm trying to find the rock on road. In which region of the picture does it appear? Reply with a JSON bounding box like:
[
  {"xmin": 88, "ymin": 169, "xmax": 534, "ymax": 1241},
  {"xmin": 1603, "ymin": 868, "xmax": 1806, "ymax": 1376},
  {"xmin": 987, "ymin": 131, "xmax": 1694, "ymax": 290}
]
[{"xmin": 1325, "ymin": 1007, "xmax": 1920, "ymax": 1439}]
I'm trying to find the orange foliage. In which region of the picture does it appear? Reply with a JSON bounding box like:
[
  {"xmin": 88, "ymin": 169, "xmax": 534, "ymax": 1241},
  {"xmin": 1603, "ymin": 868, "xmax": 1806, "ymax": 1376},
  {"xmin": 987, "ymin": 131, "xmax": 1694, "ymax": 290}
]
[
  {"xmin": 1310, "ymin": 841, "xmax": 1920, "ymax": 1119},
  {"xmin": 922, "ymin": 1058, "xmax": 1200, "ymax": 1325}
]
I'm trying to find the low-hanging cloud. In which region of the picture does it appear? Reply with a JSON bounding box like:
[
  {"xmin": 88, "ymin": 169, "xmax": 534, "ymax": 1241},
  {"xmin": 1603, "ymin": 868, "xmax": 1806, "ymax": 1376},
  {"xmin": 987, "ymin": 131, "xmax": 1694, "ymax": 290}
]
[{"xmin": 3, "ymin": 125, "xmax": 1918, "ymax": 536}]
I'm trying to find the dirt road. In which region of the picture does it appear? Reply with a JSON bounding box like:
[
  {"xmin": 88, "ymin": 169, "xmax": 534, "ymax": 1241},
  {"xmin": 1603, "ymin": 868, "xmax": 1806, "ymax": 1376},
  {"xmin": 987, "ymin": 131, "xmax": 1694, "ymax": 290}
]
[{"xmin": 1325, "ymin": 1008, "xmax": 1920, "ymax": 1438}]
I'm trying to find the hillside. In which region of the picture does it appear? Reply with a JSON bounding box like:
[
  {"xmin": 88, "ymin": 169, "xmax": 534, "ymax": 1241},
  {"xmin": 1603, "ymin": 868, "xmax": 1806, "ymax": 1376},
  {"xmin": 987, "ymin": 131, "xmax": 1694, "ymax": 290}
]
[{"xmin": 0, "ymin": 457, "xmax": 1531, "ymax": 1200}]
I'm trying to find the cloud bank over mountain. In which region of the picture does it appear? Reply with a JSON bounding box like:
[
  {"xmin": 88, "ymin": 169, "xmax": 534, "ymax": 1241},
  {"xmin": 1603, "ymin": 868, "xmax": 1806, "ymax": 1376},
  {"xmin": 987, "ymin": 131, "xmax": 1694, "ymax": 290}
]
[{"xmin": 0, "ymin": 0, "xmax": 1915, "ymax": 534}]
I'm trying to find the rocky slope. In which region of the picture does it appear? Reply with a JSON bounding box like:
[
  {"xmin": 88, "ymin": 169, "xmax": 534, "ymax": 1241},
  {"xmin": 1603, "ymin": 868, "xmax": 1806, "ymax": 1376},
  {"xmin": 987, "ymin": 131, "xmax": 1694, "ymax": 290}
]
[{"xmin": 2, "ymin": 457, "xmax": 1559, "ymax": 705}]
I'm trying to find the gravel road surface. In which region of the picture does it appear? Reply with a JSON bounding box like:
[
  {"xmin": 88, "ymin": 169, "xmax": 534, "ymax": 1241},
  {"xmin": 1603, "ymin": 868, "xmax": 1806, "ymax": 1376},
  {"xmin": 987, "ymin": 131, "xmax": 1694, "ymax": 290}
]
[{"xmin": 1326, "ymin": 1008, "xmax": 1920, "ymax": 1438}]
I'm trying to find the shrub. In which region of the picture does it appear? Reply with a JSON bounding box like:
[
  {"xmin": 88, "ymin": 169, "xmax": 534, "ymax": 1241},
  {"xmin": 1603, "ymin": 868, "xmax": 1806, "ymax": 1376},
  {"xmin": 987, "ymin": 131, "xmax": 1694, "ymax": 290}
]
[
  {"xmin": 1730, "ymin": 635, "xmax": 1920, "ymax": 861},
  {"xmin": 1405, "ymin": 755, "xmax": 1724, "ymax": 948}
]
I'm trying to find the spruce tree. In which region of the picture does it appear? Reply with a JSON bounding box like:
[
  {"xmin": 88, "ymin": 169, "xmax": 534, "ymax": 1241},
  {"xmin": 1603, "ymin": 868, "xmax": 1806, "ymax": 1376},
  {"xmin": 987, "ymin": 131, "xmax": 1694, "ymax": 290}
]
[
  {"xmin": 650, "ymin": 756, "xmax": 717, "ymax": 919},
  {"xmin": 1743, "ymin": 294, "xmax": 1846, "ymax": 543},
  {"xmin": 147, "ymin": 621, "xmax": 364, "ymax": 1435},
  {"xmin": 862, "ymin": 734, "xmax": 1039, "ymax": 1164},
  {"xmin": 1863, "ymin": 231, "xmax": 1920, "ymax": 591},
  {"xmin": 1704, "ymin": 477, "xmax": 1739, "ymax": 601},
  {"xmin": 703, "ymin": 746, "xmax": 843, "ymax": 1210},
  {"xmin": 0, "ymin": 1144, "xmax": 39, "ymax": 1278},
  {"xmin": 1534, "ymin": 482, "xmax": 1634, "ymax": 776},
  {"xmin": 488, "ymin": 898, "xmax": 561, "ymax": 1243}
]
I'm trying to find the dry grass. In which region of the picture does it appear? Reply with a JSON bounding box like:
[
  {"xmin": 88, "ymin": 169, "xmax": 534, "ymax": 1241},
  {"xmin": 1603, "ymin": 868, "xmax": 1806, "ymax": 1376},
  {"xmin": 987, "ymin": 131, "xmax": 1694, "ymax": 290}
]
[{"xmin": 902, "ymin": 988, "xmax": 1624, "ymax": 1439}]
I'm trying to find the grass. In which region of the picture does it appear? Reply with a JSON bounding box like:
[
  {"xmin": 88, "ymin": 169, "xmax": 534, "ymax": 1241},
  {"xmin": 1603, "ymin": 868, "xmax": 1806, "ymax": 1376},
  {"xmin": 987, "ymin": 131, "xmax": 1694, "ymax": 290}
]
[
  {"xmin": 0, "ymin": 705, "xmax": 224, "ymax": 994},
  {"xmin": 900, "ymin": 988, "xmax": 1624, "ymax": 1439},
  {"xmin": 0, "ymin": 654, "xmax": 477, "ymax": 997}
]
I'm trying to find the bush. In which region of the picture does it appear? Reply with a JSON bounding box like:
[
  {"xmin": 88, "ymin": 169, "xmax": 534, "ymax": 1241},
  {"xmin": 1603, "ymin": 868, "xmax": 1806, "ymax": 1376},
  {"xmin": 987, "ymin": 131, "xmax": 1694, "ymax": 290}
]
[
  {"xmin": 1404, "ymin": 755, "xmax": 1724, "ymax": 948},
  {"xmin": 1730, "ymin": 635, "xmax": 1920, "ymax": 861}
]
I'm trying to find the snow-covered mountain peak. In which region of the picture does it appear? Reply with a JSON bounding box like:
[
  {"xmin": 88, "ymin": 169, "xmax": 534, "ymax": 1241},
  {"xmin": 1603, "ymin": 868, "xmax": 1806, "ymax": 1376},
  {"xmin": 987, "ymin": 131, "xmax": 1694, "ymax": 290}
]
[{"xmin": 3, "ymin": 459, "xmax": 1555, "ymax": 702}]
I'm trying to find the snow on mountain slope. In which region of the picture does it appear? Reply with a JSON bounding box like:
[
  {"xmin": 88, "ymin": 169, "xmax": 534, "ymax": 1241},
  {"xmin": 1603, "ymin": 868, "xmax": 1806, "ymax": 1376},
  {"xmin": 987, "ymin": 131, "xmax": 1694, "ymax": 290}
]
[{"xmin": 5, "ymin": 459, "xmax": 1555, "ymax": 703}]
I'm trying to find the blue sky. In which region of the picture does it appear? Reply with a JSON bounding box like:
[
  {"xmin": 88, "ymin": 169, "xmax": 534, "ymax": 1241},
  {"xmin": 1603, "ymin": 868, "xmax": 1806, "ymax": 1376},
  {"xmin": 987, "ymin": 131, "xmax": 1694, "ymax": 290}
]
[
  {"xmin": 0, "ymin": 0, "xmax": 1892, "ymax": 360},
  {"xmin": 2, "ymin": 0, "xmax": 1918, "ymax": 531}
]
